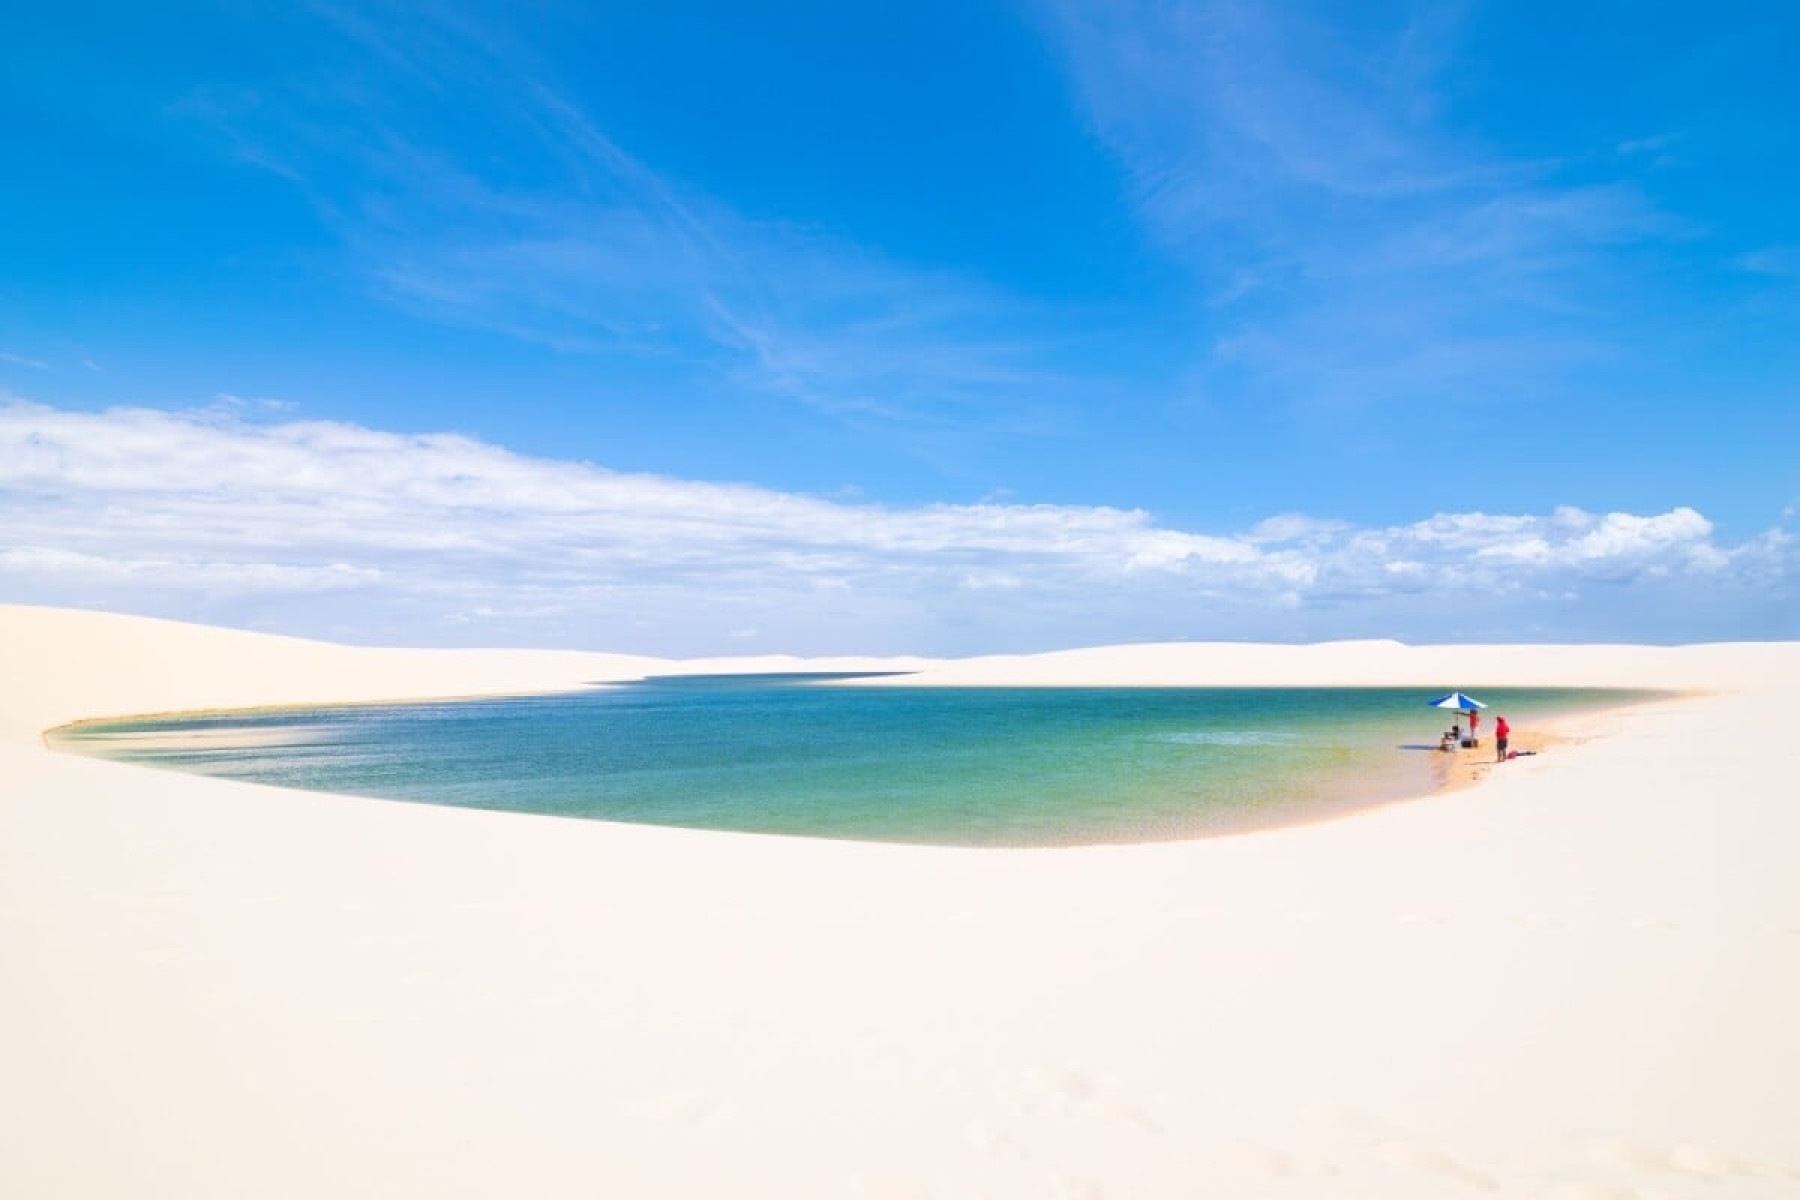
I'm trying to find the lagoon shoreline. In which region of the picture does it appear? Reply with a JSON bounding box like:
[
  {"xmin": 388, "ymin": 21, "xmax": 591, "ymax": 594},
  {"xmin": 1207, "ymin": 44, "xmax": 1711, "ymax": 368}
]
[
  {"xmin": 3, "ymin": 604, "xmax": 1798, "ymax": 1197},
  {"xmin": 43, "ymin": 680, "xmax": 1650, "ymax": 848}
]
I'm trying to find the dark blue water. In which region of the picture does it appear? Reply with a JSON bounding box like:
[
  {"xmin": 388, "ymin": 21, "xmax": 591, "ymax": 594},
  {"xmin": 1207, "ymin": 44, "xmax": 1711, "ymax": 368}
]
[{"xmin": 52, "ymin": 678, "xmax": 1642, "ymax": 846}]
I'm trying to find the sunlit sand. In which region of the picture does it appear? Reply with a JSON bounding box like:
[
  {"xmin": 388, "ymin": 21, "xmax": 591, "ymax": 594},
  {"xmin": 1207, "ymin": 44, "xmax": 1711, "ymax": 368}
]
[{"xmin": 3, "ymin": 604, "xmax": 1797, "ymax": 1197}]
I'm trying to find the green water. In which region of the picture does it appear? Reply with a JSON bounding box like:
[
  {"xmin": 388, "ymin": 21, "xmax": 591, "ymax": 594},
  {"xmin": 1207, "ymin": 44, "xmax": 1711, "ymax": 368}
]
[{"xmin": 52, "ymin": 678, "xmax": 1646, "ymax": 846}]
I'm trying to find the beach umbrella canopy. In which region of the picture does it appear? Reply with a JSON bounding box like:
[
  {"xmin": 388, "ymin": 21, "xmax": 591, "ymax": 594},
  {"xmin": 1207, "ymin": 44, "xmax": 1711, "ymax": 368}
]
[{"xmin": 1427, "ymin": 691, "xmax": 1487, "ymax": 714}]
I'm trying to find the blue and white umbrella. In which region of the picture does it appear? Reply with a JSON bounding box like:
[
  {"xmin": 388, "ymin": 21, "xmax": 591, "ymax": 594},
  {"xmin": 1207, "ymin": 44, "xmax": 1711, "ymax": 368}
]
[{"xmin": 1427, "ymin": 691, "xmax": 1487, "ymax": 714}]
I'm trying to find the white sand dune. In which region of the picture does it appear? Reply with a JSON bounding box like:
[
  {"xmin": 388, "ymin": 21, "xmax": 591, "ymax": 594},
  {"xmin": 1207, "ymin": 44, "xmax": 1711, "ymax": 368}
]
[{"xmin": 3, "ymin": 604, "xmax": 1797, "ymax": 1198}]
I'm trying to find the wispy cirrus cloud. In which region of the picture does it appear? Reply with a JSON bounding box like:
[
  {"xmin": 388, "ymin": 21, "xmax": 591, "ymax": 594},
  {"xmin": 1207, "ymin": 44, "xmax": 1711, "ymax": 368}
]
[
  {"xmin": 1042, "ymin": 1, "xmax": 1680, "ymax": 411},
  {"xmin": 1738, "ymin": 246, "xmax": 1800, "ymax": 278},
  {"xmin": 176, "ymin": 3, "xmax": 1093, "ymax": 450},
  {"xmin": 2, "ymin": 401, "xmax": 1790, "ymax": 651}
]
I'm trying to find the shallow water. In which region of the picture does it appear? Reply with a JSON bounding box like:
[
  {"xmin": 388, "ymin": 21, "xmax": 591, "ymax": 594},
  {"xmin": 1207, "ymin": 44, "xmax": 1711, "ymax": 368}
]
[{"xmin": 53, "ymin": 679, "xmax": 1647, "ymax": 846}]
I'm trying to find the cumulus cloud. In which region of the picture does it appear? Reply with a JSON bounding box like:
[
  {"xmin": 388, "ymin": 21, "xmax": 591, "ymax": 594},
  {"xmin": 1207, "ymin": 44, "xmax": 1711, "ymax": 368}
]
[{"xmin": 0, "ymin": 402, "xmax": 1791, "ymax": 652}]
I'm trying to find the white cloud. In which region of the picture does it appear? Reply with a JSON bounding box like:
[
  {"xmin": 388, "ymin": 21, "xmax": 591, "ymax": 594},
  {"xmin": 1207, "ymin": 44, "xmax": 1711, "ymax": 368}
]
[
  {"xmin": 1739, "ymin": 246, "xmax": 1800, "ymax": 278},
  {"xmin": 0, "ymin": 546, "xmax": 381, "ymax": 592},
  {"xmin": 1, "ymin": 402, "xmax": 1792, "ymax": 652},
  {"xmin": 1040, "ymin": 1, "xmax": 1678, "ymax": 412},
  {"xmin": 178, "ymin": 5, "xmax": 1097, "ymax": 452},
  {"xmin": 214, "ymin": 392, "xmax": 297, "ymax": 413}
]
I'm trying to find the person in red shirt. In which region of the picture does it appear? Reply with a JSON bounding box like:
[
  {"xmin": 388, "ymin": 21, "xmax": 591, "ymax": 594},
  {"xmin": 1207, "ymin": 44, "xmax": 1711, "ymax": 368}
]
[
  {"xmin": 1469, "ymin": 709, "xmax": 1480, "ymax": 743},
  {"xmin": 1495, "ymin": 716, "xmax": 1511, "ymax": 761}
]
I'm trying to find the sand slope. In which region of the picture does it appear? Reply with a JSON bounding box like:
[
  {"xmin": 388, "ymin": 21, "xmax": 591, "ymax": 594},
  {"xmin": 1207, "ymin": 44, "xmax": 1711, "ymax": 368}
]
[{"xmin": 3, "ymin": 605, "xmax": 1798, "ymax": 1198}]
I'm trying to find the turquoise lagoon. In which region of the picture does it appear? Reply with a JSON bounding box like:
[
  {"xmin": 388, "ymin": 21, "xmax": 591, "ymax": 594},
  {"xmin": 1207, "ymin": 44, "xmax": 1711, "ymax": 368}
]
[{"xmin": 52, "ymin": 679, "xmax": 1644, "ymax": 847}]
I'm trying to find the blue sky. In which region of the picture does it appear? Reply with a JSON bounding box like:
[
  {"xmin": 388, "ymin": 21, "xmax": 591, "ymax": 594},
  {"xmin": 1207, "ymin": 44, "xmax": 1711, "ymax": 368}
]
[{"xmin": 2, "ymin": 1, "xmax": 1796, "ymax": 653}]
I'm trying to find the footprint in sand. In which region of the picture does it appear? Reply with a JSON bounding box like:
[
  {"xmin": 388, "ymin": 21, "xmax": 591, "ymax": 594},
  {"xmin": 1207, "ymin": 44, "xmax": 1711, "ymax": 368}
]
[
  {"xmin": 1232, "ymin": 1146, "xmax": 1297, "ymax": 1176},
  {"xmin": 1016, "ymin": 1064, "xmax": 1098, "ymax": 1110},
  {"xmin": 999, "ymin": 1065, "xmax": 1166, "ymax": 1140},
  {"xmin": 1585, "ymin": 1138, "xmax": 1669, "ymax": 1172},
  {"xmin": 1226, "ymin": 1145, "xmax": 1342, "ymax": 1177},
  {"xmin": 1302, "ymin": 1100, "xmax": 1387, "ymax": 1134},
  {"xmin": 1373, "ymin": 1140, "xmax": 1497, "ymax": 1189},
  {"xmin": 1586, "ymin": 1137, "xmax": 1750, "ymax": 1179},
  {"xmin": 1047, "ymin": 1174, "xmax": 1104, "ymax": 1200},
  {"xmin": 1668, "ymin": 1143, "xmax": 1748, "ymax": 1178},
  {"xmin": 1099, "ymin": 1099, "xmax": 1163, "ymax": 1135},
  {"xmin": 1544, "ymin": 1184, "xmax": 1638, "ymax": 1200}
]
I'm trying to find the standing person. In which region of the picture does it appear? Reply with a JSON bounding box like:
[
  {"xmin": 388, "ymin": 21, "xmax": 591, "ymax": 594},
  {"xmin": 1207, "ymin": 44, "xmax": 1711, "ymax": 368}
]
[
  {"xmin": 1469, "ymin": 709, "xmax": 1480, "ymax": 743},
  {"xmin": 1495, "ymin": 715, "xmax": 1510, "ymax": 762}
]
